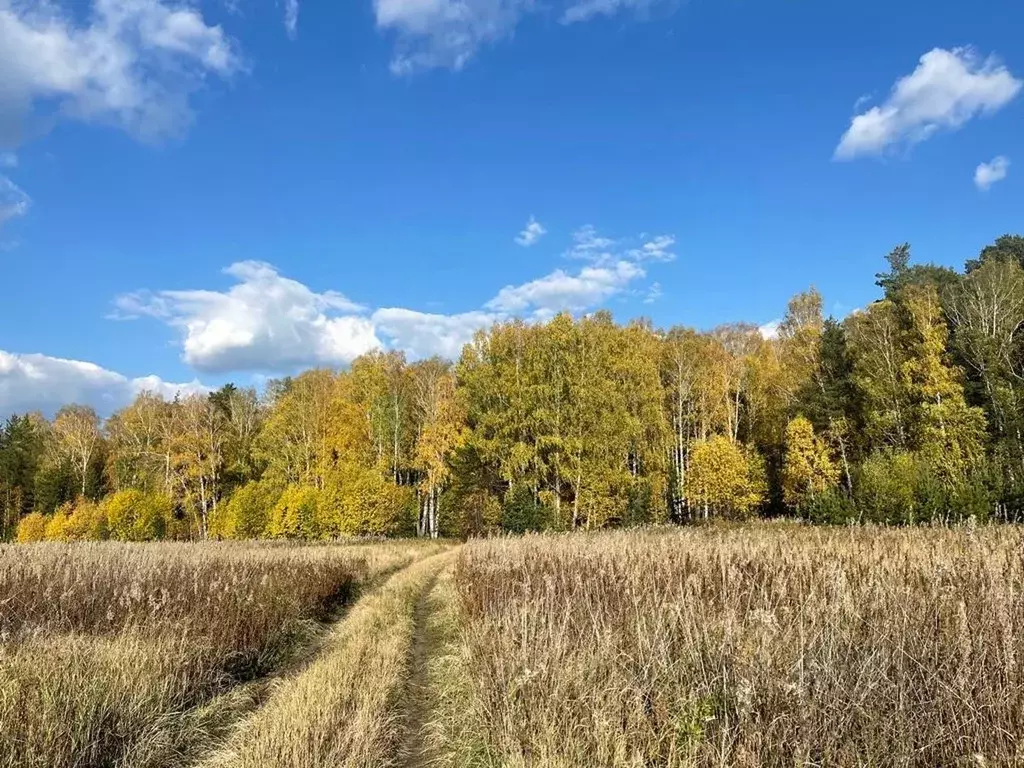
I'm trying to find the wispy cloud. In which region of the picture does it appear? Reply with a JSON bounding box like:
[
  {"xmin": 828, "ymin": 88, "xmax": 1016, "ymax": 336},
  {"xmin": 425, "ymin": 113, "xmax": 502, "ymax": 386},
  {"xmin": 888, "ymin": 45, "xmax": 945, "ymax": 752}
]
[
  {"xmin": 284, "ymin": 0, "xmax": 299, "ymax": 39},
  {"xmin": 561, "ymin": 0, "xmax": 658, "ymax": 24},
  {"xmin": 643, "ymin": 282, "xmax": 662, "ymax": 304},
  {"xmin": 975, "ymin": 156, "xmax": 1010, "ymax": 190},
  {"xmin": 375, "ymin": 0, "xmax": 673, "ymax": 74},
  {"xmin": 835, "ymin": 47, "xmax": 1021, "ymax": 160},
  {"xmin": 515, "ymin": 216, "xmax": 547, "ymax": 247},
  {"xmin": 0, "ymin": 176, "xmax": 30, "ymax": 228},
  {"xmin": 628, "ymin": 234, "xmax": 675, "ymax": 262}
]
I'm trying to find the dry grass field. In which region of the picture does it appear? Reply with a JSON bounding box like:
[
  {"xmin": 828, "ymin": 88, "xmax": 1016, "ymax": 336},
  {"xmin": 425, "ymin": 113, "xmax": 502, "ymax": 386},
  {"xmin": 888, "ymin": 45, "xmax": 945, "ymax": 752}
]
[
  {"xmin": 5, "ymin": 525, "xmax": 1024, "ymax": 767},
  {"xmin": 0, "ymin": 540, "xmax": 447, "ymax": 768},
  {"xmin": 446, "ymin": 525, "xmax": 1024, "ymax": 766}
]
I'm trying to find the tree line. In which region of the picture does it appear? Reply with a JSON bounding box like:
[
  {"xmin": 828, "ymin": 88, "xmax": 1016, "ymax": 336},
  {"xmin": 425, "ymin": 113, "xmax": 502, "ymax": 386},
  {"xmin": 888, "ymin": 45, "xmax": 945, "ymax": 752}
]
[{"xmin": 4, "ymin": 234, "xmax": 1024, "ymax": 541}]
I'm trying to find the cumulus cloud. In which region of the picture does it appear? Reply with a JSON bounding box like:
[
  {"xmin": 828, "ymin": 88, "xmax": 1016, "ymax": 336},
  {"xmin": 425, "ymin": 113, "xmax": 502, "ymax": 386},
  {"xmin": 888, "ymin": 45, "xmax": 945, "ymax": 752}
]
[
  {"xmin": 0, "ymin": 349, "xmax": 207, "ymax": 416},
  {"xmin": 515, "ymin": 215, "xmax": 546, "ymax": 247},
  {"xmin": 975, "ymin": 156, "xmax": 1010, "ymax": 190},
  {"xmin": 0, "ymin": 175, "xmax": 30, "ymax": 227},
  {"xmin": 372, "ymin": 307, "xmax": 496, "ymax": 360},
  {"xmin": 486, "ymin": 260, "xmax": 645, "ymax": 317},
  {"xmin": 758, "ymin": 320, "xmax": 780, "ymax": 340},
  {"xmin": 835, "ymin": 47, "xmax": 1021, "ymax": 160},
  {"xmin": 375, "ymin": 0, "xmax": 671, "ymax": 73},
  {"xmin": 113, "ymin": 261, "xmax": 382, "ymax": 373},
  {"xmin": 115, "ymin": 225, "xmax": 672, "ymax": 367},
  {"xmin": 0, "ymin": 0, "xmax": 242, "ymax": 145}
]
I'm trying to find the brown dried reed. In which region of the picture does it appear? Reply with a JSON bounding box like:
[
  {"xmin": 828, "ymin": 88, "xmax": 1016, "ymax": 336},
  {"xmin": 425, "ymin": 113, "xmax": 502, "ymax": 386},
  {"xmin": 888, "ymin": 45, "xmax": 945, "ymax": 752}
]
[
  {"xmin": 450, "ymin": 525, "xmax": 1024, "ymax": 766},
  {"xmin": 0, "ymin": 540, "xmax": 437, "ymax": 768}
]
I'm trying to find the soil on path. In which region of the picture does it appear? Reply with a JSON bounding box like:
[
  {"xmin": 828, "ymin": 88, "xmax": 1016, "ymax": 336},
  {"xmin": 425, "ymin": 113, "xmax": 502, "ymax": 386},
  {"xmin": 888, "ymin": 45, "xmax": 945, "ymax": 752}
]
[{"xmin": 397, "ymin": 570, "xmax": 443, "ymax": 768}]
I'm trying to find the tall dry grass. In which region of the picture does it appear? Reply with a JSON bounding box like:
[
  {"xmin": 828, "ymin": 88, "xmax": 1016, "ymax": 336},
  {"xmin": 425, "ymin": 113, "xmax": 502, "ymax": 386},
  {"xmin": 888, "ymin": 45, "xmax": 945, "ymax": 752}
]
[
  {"xmin": 0, "ymin": 540, "xmax": 442, "ymax": 768},
  {"xmin": 450, "ymin": 525, "xmax": 1024, "ymax": 766},
  {"xmin": 202, "ymin": 549, "xmax": 455, "ymax": 768}
]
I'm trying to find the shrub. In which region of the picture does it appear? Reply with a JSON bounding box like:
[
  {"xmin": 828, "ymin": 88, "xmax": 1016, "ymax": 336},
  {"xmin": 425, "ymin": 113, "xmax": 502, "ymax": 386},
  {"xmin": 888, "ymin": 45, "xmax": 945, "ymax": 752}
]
[
  {"xmin": 212, "ymin": 481, "xmax": 283, "ymax": 539},
  {"xmin": 103, "ymin": 490, "xmax": 172, "ymax": 541},
  {"xmin": 501, "ymin": 483, "xmax": 553, "ymax": 533},
  {"xmin": 854, "ymin": 451, "xmax": 920, "ymax": 524},
  {"xmin": 16, "ymin": 512, "xmax": 47, "ymax": 542},
  {"xmin": 801, "ymin": 487, "xmax": 857, "ymax": 524},
  {"xmin": 266, "ymin": 485, "xmax": 322, "ymax": 539},
  {"xmin": 322, "ymin": 467, "xmax": 417, "ymax": 537},
  {"xmin": 43, "ymin": 507, "xmax": 71, "ymax": 541},
  {"xmin": 64, "ymin": 499, "xmax": 109, "ymax": 540},
  {"xmin": 441, "ymin": 487, "xmax": 500, "ymax": 539}
]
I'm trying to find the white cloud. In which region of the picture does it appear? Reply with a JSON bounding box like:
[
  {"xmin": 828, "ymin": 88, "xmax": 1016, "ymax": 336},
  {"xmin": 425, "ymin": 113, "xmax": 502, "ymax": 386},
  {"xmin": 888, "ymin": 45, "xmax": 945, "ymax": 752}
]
[
  {"xmin": 0, "ymin": 151, "xmax": 15, "ymax": 168},
  {"xmin": 0, "ymin": 0, "xmax": 241, "ymax": 145},
  {"xmin": 115, "ymin": 225, "xmax": 673, "ymax": 368},
  {"xmin": 643, "ymin": 282, "xmax": 662, "ymax": 304},
  {"xmin": 515, "ymin": 215, "xmax": 546, "ymax": 247},
  {"xmin": 758, "ymin": 320, "xmax": 780, "ymax": 340},
  {"xmin": 372, "ymin": 307, "xmax": 496, "ymax": 360},
  {"xmin": 113, "ymin": 261, "xmax": 382, "ymax": 373},
  {"xmin": 564, "ymin": 224, "xmax": 616, "ymax": 262},
  {"xmin": 486, "ymin": 260, "xmax": 645, "ymax": 316},
  {"xmin": 852, "ymin": 93, "xmax": 873, "ymax": 112},
  {"xmin": 0, "ymin": 349, "xmax": 207, "ymax": 416},
  {"xmin": 628, "ymin": 234, "xmax": 675, "ymax": 262},
  {"xmin": 0, "ymin": 175, "xmax": 30, "ymax": 227},
  {"xmin": 374, "ymin": 0, "xmax": 527, "ymax": 74},
  {"xmin": 975, "ymin": 155, "xmax": 1010, "ymax": 190},
  {"xmin": 284, "ymin": 0, "xmax": 299, "ymax": 39},
  {"xmin": 561, "ymin": 0, "xmax": 654, "ymax": 24},
  {"xmin": 835, "ymin": 47, "xmax": 1022, "ymax": 160},
  {"xmin": 375, "ymin": 0, "xmax": 671, "ymax": 73}
]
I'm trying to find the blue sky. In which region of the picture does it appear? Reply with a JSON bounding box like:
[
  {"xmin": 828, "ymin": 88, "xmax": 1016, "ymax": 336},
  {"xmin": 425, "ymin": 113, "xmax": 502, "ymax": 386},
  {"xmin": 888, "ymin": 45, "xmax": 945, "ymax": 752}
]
[{"xmin": 0, "ymin": 0, "xmax": 1022, "ymax": 414}]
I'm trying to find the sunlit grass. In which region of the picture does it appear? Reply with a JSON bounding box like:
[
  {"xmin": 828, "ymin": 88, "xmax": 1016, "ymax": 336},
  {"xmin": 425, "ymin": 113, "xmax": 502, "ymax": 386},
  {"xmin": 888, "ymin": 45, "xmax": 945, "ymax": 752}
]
[
  {"xmin": 0, "ymin": 540, "xmax": 444, "ymax": 768},
  {"xmin": 449, "ymin": 524, "xmax": 1024, "ymax": 766}
]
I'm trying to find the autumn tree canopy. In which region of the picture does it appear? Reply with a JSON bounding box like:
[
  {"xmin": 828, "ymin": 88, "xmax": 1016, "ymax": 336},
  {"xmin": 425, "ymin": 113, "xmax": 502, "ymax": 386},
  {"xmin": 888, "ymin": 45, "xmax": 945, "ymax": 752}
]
[{"xmin": 5, "ymin": 234, "xmax": 1024, "ymax": 540}]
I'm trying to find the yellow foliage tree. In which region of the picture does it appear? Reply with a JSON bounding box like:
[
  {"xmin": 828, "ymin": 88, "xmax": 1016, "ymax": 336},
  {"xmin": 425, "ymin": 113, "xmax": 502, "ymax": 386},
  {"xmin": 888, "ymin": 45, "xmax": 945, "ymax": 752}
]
[
  {"xmin": 50, "ymin": 499, "xmax": 109, "ymax": 540},
  {"xmin": 782, "ymin": 415, "xmax": 840, "ymax": 509},
  {"xmin": 210, "ymin": 480, "xmax": 282, "ymax": 539},
  {"xmin": 902, "ymin": 284, "xmax": 987, "ymax": 485},
  {"xmin": 43, "ymin": 508, "xmax": 69, "ymax": 541},
  {"xmin": 320, "ymin": 466, "xmax": 416, "ymax": 537},
  {"xmin": 103, "ymin": 489, "xmax": 172, "ymax": 541},
  {"xmin": 684, "ymin": 435, "xmax": 766, "ymax": 519},
  {"xmin": 412, "ymin": 361, "xmax": 466, "ymax": 537},
  {"xmin": 265, "ymin": 485, "xmax": 322, "ymax": 539},
  {"xmin": 16, "ymin": 512, "xmax": 47, "ymax": 542}
]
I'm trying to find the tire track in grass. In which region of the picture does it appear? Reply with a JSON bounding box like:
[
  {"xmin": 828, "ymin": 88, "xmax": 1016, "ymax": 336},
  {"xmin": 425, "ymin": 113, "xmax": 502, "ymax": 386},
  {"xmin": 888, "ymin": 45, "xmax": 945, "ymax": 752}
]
[
  {"xmin": 196, "ymin": 549, "xmax": 457, "ymax": 768},
  {"xmin": 397, "ymin": 569, "xmax": 442, "ymax": 768}
]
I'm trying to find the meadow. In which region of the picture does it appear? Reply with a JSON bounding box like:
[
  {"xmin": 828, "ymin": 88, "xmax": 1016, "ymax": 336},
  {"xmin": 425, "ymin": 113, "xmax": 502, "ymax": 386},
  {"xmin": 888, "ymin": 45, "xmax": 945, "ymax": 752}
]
[{"xmin": 4, "ymin": 525, "xmax": 1024, "ymax": 766}]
